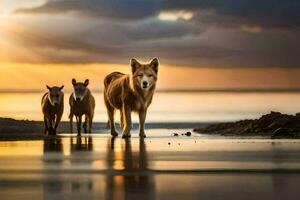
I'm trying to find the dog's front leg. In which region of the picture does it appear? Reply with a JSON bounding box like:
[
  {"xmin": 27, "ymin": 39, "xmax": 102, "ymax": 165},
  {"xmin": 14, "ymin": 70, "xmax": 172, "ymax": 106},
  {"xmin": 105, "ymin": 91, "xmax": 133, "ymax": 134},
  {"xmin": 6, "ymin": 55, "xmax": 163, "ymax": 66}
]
[
  {"xmin": 54, "ymin": 112, "xmax": 63, "ymax": 135},
  {"xmin": 122, "ymin": 104, "xmax": 132, "ymax": 138},
  {"xmin": 44, "ymin": 116, "xmax": 48, "ymax": 135},
  {"xmin": 76, "ymin": 115, "xmax": 82, "ymax": 136},
  {"xmin": 139, "ymin": 109, "xmax": 147, "ymax": 137}
]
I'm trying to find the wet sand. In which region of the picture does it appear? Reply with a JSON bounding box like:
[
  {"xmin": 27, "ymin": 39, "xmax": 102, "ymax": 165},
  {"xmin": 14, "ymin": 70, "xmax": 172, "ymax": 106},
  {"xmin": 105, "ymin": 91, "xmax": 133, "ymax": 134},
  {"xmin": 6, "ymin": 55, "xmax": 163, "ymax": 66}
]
[{"xmin": 0, "ymin": 130, "xmax": 300, "ymax": 200}]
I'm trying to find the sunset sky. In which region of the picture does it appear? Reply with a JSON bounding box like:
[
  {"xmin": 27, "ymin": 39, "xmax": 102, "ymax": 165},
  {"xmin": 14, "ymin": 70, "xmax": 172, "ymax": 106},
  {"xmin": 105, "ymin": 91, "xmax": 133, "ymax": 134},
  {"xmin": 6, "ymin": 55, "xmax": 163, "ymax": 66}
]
[{"xmin": 0, "ymin": 0, "xmax": 300, "ymax": 91}]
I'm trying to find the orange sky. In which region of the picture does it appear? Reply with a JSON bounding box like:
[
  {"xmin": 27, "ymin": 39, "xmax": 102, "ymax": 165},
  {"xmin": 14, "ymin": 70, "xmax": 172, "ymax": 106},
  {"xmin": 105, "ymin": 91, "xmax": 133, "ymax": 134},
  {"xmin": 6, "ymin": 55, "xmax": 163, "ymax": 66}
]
[{"xmin": 1, "ymin": 62, "xmax": 300, "ymax": 91}]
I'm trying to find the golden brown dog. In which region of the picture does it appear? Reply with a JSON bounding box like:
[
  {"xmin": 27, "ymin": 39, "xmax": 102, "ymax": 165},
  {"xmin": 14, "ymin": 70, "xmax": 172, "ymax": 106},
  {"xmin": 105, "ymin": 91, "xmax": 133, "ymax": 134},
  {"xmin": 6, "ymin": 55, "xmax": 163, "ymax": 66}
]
[
  {"xmin": 41, "ymin": 85, "xmax": 64, "ymax": 135},
  {"xmin": 104, "ymin": 58, "xmax": 159, "ymax": 138},
  {"xmin": 69, "ymin": 79, "xmax": 95, "ymax": 136}
]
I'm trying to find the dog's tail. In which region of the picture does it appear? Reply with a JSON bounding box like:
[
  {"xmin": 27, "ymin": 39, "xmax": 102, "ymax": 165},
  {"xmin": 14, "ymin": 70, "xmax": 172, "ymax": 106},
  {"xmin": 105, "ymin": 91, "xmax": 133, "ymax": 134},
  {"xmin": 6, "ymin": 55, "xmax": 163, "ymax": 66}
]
[{"xmin": 104, "ymin": 72, "xmax": 125, "ymax": 88}]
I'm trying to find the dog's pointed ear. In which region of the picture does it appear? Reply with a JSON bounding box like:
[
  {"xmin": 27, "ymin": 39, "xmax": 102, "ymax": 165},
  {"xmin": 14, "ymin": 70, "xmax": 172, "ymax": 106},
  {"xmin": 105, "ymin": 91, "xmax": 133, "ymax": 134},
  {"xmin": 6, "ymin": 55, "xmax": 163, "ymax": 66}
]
[
  {"xmin": 59, "ymin": 85, "xmax": 64, "ymax": 91},
  {"xmin": 72, "ymin": 78, "xmax": 76, "ymax": 86},
  {"xmin": 150, "ymin": 58, "xmax": 159, "ymax": 74},
  {"xmin": 131, "ymin": 58, "xmax": 140, "ymax": 74},
  {"xmin": 84, "ymin": 79, "xmax": 89, "ymax": 87},
  {"xmin": 46, "ymin": 85, "xmax": 51, "ymax": 91}
]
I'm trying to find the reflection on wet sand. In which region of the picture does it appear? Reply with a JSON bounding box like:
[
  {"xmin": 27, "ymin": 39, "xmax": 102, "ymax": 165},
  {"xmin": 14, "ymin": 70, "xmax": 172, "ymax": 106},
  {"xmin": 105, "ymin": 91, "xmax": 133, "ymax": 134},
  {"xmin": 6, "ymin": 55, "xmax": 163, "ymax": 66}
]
[
  {"xmin": 43, "ymin": 137, "xmax": 95, "ymax": 199},
  {"xmin": 105, "ymin": 138, "xmax": 155, "ymax": 200},
  {"xmin": 2, "ymin": 138, "xmax": 300, "ymax": 199},
  {"xmin": 42, "ymin": 137, "xmax": 154, "ymax": 200},
  {"xmin": 70, "ymin": 137, "xmax": 94, "ymax": 152}
]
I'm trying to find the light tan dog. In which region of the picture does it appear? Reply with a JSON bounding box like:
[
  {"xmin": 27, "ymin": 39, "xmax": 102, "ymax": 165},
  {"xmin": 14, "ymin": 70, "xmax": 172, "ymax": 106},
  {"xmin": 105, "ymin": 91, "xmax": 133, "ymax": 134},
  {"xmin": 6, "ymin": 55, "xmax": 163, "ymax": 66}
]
[
  {"xmin": 104, "ymin": 58, "xmax": 159, "ymax": 138},
  {"xmin": 69, "ymin": 79, "xmax": 95, "ymax": 136},
  {"xmin": 41, "ymin": 85, "xmax": 64, "ymax": 135}
]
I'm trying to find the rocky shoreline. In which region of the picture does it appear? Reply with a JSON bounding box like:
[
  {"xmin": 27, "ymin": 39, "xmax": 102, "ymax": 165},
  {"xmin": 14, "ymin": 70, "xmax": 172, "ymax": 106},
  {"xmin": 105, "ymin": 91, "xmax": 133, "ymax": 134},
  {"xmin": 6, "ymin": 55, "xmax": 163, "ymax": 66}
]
[
  {"xmin": 1, "ymin": 112, "xmax": 300, "ymax": 140},
  {"xmin": 194, "ymin": 111, "xmax": 300, "ymax": 138}
]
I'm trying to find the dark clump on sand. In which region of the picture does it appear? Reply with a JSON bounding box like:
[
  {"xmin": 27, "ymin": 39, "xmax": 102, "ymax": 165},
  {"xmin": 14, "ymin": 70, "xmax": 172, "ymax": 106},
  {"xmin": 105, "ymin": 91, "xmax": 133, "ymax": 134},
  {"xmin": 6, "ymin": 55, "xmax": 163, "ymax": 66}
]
[
  {"xmin": 194, "ymin": 111, "xmax": 300, "ymax": 138},
  {"xmin": 173, "ymin": 131, "xmax": 192, "ymax": 137}
]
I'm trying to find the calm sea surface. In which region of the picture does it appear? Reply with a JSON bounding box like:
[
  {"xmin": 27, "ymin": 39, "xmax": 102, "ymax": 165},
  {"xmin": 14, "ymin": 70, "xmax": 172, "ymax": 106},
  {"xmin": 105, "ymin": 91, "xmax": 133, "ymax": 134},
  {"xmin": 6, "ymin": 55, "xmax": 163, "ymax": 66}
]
[{"xmin": 1, "ymin": 92, "xmax": 300, "ymax": 122}]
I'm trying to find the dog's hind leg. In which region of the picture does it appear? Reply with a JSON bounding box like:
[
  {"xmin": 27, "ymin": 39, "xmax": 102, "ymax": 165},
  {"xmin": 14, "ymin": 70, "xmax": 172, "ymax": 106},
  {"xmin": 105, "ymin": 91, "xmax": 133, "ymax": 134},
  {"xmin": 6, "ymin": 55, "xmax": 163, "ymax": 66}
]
[
  {"xmin": 88, "ymin": 113, "xmax": 93, "ymax": 133},
  {"xmin": 120, "ymin": 109, "xmax": 125, "ymax": 129},
  {"xmin": 105, "ymin": 99, "xmax": 118, "ymax": 137}
]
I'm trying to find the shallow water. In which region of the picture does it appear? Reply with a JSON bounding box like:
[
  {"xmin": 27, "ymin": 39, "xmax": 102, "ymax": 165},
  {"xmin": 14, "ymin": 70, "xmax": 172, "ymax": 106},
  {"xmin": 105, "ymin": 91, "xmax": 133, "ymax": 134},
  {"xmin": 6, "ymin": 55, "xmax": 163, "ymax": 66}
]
[
  {"xmin": 1, "ymin": 92, "xmax": 300, "ymax": 122},
  {"xmin": 1, "ymin": 132, "xmax": 300, "ymax": 200}
]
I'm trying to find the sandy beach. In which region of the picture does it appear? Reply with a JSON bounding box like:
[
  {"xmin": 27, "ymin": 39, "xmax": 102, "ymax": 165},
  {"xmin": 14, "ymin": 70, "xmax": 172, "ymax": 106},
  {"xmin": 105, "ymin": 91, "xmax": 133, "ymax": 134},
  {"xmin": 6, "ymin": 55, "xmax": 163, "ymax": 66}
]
[{"xmin": 1, "ymin": 134, "xmax": 300, "ymax": 200}]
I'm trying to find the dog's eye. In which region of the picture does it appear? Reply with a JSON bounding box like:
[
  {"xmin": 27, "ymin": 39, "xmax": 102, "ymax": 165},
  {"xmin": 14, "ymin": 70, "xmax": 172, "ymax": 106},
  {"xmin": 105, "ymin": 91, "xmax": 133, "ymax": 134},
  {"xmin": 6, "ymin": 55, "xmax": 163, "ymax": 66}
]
[
  {"xmin": 148, "ymin": 74, "xmax": 153, "ymax": 77},
  {"xmin": 138, "ymin": 74, "xmax": 143, "ymax": 77}
]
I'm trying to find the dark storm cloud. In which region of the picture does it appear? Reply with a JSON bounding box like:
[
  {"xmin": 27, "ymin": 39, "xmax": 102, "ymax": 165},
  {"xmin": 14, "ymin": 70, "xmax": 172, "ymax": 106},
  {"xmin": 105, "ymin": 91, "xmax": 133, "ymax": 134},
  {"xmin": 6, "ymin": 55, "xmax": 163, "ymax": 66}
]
[
  {"xmin": 9, "ymin": 0, "xmax": 300, "ymax": 67},
  {"xmin": 15, "ymin": 0, "xmax": 161, "ymax": 19},
  {"xmin": 166, "ymin": 1, "xmax": 299, "ymax": 25}
]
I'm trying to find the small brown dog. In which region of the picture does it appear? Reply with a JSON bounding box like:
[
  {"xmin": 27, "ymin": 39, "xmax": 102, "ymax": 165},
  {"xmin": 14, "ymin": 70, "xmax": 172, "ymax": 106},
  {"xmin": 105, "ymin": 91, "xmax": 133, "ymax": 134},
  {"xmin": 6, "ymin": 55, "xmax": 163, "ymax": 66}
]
[
  {"xmin": 104, "ymin": 58, "xmax": 159, "ymax": 138},
  {"xmin": 41, "ymin": 85, "xmax": 64, "ymax": 135},
  {"xmin": 69, "ymin": 79, "xmax": 95, "ymax": 136}
]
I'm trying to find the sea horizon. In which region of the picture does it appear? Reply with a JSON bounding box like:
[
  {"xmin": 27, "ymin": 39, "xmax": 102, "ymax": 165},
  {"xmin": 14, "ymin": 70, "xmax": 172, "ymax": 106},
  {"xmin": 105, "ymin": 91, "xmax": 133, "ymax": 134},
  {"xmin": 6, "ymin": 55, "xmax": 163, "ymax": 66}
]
[
  {"xmin": 1, "ymin": 91, "xmax": 300, "ymax": 123},
  {"xmin": 2, "ymin": 88, "xmax": 300, "ymax": 94}
]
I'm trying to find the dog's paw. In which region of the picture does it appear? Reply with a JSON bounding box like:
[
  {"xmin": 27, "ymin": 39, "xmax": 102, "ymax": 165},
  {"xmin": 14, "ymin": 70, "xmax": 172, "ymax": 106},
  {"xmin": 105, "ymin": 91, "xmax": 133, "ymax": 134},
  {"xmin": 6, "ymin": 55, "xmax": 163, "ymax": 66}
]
[
  {"xmin": 122, "ymin": 133, "xmax": 131, "ymax": 138},
  {"xmin": 139, "ymin": 133, "xmax": 146, "ymax": 138},
  {"xmin": 111, "ymin": 131, "xmax": 119, "ymax": 137}
]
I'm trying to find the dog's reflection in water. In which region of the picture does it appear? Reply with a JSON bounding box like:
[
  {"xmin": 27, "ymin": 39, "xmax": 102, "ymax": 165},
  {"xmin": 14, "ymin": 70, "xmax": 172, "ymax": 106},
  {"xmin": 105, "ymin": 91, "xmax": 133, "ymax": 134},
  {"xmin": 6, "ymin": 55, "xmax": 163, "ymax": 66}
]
[
  {"xmin": 105, "ymin": 138, "xmax": 155, "ymax": 200},
  {"xmin": 43, "ymin": 137, "xmax": 94, "ymax": 197},
  {"xmin": 70, "ymin": 137, "xmax": 93, "ymax": 152},
  {"xmin": 43, "ymin": 137, "xmax": 154, "ymax": 199}
]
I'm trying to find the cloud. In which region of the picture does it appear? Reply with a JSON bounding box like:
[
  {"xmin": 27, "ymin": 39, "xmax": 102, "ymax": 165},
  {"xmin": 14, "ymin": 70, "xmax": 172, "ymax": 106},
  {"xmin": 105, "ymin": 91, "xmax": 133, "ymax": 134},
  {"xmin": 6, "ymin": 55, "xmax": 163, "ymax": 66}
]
[
  {"xmin": 1, "ymin": 0, "xmax": 298, "ymax": 67},
  {"xmin": 15, "ymin": 0, "xmax": 161, "ymax": 19},
  {"xmin": 161, "ymin": 0, "xmax": 300, "ymax": 30},
  {"xmin": 158, "ymin": 10, "xmax": 194, "ymax": 21},
  {"xmin": 15, "ymin": 0, "xmax": 300, "ymax": 30}
]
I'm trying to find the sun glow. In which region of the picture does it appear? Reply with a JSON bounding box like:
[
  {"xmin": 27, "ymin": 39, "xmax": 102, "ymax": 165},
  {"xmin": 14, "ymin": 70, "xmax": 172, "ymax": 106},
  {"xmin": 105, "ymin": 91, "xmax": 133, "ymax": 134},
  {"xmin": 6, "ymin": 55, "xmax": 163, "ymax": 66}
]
[
  {"xmin": 158, "ymin": 10, "xmax": 194, "ymax": 21},
  {"xmin": 0, "ymin": 0, "xmax": 47, "ymax": 14}
]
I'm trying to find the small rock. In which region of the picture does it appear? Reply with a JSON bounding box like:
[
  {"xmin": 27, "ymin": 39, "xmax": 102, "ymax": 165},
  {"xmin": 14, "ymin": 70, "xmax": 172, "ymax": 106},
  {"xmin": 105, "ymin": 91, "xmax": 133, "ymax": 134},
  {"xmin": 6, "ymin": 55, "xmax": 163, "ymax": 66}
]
[
  {"xmin": 185, "ymin": 131, "xmax": 192, "ymax": 136},
  {"xmin": 173, "ymin": 133, "xmax": 179, "ymax": 136},
  {"xmin": 168, "ymin": 142, "xmax": 171, "ymax": 145}
]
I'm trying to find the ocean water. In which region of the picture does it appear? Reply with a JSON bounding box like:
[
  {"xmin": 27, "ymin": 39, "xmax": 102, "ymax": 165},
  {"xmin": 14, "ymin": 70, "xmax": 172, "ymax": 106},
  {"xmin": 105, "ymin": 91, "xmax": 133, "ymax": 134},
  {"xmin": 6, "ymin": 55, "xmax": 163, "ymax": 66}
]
[{"xmin": 0, "ymin": 92, "xmax": 300, "ymax": 123}]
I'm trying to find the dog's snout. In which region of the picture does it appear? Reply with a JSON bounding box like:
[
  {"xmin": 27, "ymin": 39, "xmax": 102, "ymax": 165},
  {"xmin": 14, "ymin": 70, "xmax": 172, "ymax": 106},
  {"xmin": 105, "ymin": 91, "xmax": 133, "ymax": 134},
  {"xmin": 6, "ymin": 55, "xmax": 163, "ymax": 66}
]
[
  {"xmin": 76, "ymin": 97, "xmax": 81, "ymax": 102},
  {"xmin": 143, "ymin": 81, "xmax": 148, "ymax": 86},
  {"xmin": 54, "ymin": 102, "xmax": 58, "ymax": 106}
]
